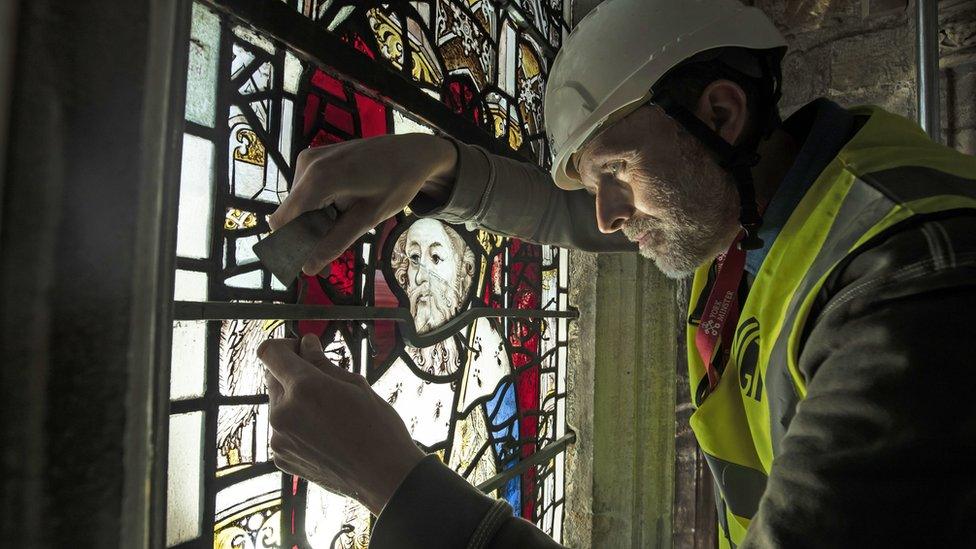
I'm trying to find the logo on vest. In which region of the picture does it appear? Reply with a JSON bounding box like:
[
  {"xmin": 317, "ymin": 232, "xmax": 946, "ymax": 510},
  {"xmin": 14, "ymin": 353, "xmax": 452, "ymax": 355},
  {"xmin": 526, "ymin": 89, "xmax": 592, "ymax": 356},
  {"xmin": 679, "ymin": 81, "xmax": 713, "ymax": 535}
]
[{"xmin": 735, "ymin": 318, "xmax": 763, "ymax": 402}]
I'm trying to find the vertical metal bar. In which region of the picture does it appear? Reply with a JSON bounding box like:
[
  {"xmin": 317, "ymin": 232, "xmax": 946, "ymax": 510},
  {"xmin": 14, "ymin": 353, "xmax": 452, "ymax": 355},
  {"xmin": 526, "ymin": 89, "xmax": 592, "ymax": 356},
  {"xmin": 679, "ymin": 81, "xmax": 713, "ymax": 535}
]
[{"xmin": 916, "ymin": 0, "xmax": 942, "ymax": 143}]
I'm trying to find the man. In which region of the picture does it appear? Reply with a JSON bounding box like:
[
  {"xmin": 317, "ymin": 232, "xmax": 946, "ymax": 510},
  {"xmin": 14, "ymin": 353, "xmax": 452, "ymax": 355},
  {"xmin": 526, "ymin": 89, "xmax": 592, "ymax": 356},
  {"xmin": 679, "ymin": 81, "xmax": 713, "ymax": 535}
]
[{"xmin": 258, "ymin": 0, "xmax": 976, "ymax": 547}]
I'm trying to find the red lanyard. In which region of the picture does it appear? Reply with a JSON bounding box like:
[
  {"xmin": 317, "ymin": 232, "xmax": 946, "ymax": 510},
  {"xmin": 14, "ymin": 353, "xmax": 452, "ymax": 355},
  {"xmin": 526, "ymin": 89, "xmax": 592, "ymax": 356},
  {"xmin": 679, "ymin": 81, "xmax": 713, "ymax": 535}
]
[{"xmin": 694, "ymin": 234, "xmax": 747, "ymax": 396}]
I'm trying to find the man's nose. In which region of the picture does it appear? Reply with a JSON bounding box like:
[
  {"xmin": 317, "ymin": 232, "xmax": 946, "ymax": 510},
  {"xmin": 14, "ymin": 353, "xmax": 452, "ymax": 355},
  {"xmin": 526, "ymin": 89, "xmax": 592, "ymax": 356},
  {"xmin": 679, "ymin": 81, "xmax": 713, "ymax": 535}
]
[
  {"xmin": 595, "ymin": 179, "xmax": 635, "ymax": 233},
  {"xmin": 412, "ymin": 261, "xmax": 428, "ymax": 285}
]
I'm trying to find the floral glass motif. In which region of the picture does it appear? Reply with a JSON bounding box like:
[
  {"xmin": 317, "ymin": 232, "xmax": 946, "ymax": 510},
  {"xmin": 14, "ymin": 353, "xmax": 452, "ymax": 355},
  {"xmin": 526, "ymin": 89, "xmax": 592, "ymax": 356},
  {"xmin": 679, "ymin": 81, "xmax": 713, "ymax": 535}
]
[{"xmin": 167, "ymin": 2, "xmax": 569, "ymax": 547}]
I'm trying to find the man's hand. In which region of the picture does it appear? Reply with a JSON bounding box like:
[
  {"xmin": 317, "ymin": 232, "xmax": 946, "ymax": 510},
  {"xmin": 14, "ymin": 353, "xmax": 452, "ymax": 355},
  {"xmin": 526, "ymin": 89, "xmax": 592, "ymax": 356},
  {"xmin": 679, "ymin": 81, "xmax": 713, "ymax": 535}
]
[
  {"xmin": 269, "ymin": 133, "xmax": 458, "ymax": 276},
  {"xmin": 259, "ymin": 334, "xmax": 426, "ymax": 516}
]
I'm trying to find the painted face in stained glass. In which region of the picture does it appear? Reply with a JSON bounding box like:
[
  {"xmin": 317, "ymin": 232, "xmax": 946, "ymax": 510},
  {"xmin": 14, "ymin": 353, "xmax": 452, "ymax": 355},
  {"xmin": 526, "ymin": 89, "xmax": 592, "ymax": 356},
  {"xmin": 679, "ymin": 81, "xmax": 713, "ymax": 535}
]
[{"xmin": 391, "ymin": 218, "xmax": 474, "ymax": 335}]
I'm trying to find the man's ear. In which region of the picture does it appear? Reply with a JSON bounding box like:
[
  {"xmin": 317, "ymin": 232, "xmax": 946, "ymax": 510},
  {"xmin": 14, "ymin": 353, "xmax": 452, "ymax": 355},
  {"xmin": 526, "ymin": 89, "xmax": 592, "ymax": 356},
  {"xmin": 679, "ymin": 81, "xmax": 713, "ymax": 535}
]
[{"xmin": 694, "ymin": 79, "xmax": 749, "ymax": 146}]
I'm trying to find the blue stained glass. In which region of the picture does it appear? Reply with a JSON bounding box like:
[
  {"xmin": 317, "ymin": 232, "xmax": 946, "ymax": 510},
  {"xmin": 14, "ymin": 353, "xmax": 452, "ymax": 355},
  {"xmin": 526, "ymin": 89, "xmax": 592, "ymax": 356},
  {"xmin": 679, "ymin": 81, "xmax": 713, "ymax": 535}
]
[{"xmin": 485, "ymin": 380, "xmax": 521, "ymax": 513}]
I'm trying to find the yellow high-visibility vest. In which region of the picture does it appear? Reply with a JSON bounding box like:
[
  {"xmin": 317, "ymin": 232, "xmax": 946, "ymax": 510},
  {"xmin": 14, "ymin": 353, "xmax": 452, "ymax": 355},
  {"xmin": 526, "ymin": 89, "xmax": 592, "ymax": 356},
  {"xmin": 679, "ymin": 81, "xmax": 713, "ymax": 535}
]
[{"xmin": 686, "ymin": 105, "xmax": 976, "ymax": 547}]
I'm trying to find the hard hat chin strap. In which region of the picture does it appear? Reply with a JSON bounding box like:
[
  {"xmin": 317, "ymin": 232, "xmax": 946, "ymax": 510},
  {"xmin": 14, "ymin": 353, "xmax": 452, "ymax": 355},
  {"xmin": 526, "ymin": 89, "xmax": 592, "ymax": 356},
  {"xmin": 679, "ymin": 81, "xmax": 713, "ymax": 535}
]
[
  {"xmin": 649, "ymin": 51, "xmax": 783, "ymax": 252},
  {"xmin": 653, "ymin": 94, "xmax": 765, "ymax": 251}
]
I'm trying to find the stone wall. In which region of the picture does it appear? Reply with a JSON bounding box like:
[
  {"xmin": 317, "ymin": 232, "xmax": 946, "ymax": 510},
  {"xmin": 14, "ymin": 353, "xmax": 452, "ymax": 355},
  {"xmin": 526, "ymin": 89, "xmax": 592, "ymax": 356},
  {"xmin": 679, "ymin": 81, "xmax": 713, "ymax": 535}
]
[
  {"xmin": 562, "ymin": 250, "xmax": 599, "ymax": 548},
  {"xmin": 751, "ymin": 0, "xmax": 976, "ymax": 154}
]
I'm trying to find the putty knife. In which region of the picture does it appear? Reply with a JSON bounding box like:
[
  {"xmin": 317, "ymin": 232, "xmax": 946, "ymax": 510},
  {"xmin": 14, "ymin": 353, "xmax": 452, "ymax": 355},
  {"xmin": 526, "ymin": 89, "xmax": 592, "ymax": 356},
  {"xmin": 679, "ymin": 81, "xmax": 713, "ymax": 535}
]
[{"xmin": 252, "ymin": 206, "xmax": 338, "ymax": 286}]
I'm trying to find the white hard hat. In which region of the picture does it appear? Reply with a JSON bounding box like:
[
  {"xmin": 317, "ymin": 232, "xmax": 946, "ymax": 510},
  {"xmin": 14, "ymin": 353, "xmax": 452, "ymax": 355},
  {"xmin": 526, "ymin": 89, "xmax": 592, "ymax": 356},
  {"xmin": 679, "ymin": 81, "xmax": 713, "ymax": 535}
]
[{"xmin": 545, "ymin": 0, "xmax": 787, "ymax": 190}]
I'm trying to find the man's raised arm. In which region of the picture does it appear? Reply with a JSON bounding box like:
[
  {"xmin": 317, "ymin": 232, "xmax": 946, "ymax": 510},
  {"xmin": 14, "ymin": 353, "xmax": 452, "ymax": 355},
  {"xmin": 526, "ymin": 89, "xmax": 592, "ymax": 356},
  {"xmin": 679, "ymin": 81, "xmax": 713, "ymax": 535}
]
[
  {"xmin": 410, "ymin": 137, "xmax": 635, "ymax": 253},
  {"xmin": 269, "ymin": 133, "xmax": 634, "ymax": 275}
]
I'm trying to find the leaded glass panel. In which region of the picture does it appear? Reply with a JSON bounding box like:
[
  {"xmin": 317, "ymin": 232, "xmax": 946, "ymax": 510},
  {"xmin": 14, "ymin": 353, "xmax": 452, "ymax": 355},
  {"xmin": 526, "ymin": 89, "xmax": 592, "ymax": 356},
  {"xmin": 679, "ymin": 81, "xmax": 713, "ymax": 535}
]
[{"xmin": 166, "ymin": 1, "xmax": 571, "ymax": 547}]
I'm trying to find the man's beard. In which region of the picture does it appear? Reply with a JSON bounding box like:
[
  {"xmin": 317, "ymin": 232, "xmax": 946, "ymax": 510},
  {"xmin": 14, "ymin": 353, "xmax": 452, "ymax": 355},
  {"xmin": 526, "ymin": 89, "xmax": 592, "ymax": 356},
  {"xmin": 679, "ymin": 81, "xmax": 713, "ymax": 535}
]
[
  {"xmin": 622, "ymin": 132, "xmax": 741, "ymax": 279},
  {"xmin": 408, "ymin": 280, "xmax": 462, "ymax": 334}
]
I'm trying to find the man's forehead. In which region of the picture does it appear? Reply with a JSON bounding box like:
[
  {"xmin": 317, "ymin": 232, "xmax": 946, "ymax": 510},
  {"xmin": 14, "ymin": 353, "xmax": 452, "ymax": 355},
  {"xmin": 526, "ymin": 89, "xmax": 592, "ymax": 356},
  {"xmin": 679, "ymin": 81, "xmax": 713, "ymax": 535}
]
[
  {"xmin": 576, "ymin": 109, "xmax": 647, "ymax": 166},
  {"xmin": 406, "ymin": 220, "xmax": 450, "ymax": 246}
]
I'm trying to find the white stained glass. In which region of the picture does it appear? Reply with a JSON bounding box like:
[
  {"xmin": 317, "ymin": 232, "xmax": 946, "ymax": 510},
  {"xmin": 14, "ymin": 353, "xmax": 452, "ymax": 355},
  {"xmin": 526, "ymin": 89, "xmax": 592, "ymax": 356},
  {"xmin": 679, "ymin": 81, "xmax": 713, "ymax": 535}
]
[
  {"xmin": 258, "ymin": 154, "xmax": 285, "ymax": 204},
  {"xmin": 393, "ymin": 110, "xmax": 435, "ymax": 135},
  {"xmin": 371, "ymin": 358, "xmax": 453, "ymax": 447},
  {"xmin": 177, "ymin": 134, "xmax": 215, "ymax": 259},
  {"xmin": 230, "ymin": 156, "xmax": 265, "ymax": 201},
  {"xmin": 185, "ymin": 3, "xmax": 220, "ymax": 127},
  {"xmin": 279, "ymin": 98, "xmax": 294, "ymax": 169},
  {"xmin": 284, "ymin": 52, "xmax": 303, "ymax": 94},
  {"xmin": 498, "ymin": 21, "xmax": 518, "ymax": 96},
  {"xmin": 447, "ymin": 406, "xmax": 497, "ymax": 489},
  {"xmin": 226, "ymin": 270, "xmax": 263, "ymax": 289},
  {"xmin": 235, "ymin": 235, "xmax": 260, "ymax": 265},
  {"xmin": 240, "ymin": 64, "xmax": 275, "ymax": 103},
  {"xmin": 230, "ymin": 44, "xmax": 256, "ymax": 84},
  {"xmin": 166, "ymin": 412, "xmax": 203, "ymax": 546},
  {"xmin": 174, "ymin": 269, "xmax": 208, "ymax": 301},
  {"xmin": 305, "ymin": 484, "xmax": 371, "ymax": 549},
  {"xmin": 217, "ymin": 404, "xmax": 271, "ymax": 470},
  {"xmin": 215, "ymin": 471, "xmax": 281, "ymax": 517},
  {"xmin": 232, "ymin": 25, "xmax": 276, "ymax": 54},
  {"xmin": 271, "ymin": 275, "xmax": 287, "ymax": 292},
  {"xmin": 170, "ymin": 321, "xmax": 206, "ymax": 400},
  {"xmin": 457, "ymin": 318, "xmax": 510, "ymax": 413},
  {"xmin": 219, "ymin": 317, "xmax": 286, "ymax": 396},
  {"xmin": 552, "ymin": 501, "xmax": 564, "ymax": 542}
]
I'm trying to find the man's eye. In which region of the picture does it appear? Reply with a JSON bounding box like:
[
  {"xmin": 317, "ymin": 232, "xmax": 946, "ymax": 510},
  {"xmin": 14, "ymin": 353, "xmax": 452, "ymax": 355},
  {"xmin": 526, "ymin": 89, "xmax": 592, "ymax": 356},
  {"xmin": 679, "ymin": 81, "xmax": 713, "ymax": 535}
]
[
  {"xmin": 409, "ymin": 253, "xmax": 421, "ymax": 263},
  {"xmin": 605, "ymin": 160, "xmax": 626, "ymax": 175},
  {"xmin": 430, "ymin": 254, "xmax": 442, "ymax": 265}
]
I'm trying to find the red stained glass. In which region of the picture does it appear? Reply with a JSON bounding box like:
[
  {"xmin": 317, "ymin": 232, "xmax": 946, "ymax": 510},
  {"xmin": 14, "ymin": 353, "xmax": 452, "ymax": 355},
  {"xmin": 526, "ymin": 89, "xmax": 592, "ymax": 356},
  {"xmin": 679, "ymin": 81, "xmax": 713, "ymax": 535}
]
[
  {"xmin": 345, "ymin": 32, "xmax": 376, "ymax": 59},
  {"xmin": 302, "ymin": 93, "xmax": 320, "ymax": 135},
  {"xmin": 309, "ymin": 129, "xmax": 343, "ymax": 147},
  {"xmin": 298, "ymin": 274, "xmax": 333, "ymax": 338},
  {"xmin": 443, "ymin": 75, "xmax": 482, "ymax": 125},
  {"xmin": 354, "ymin": 93, "xmax": 388, "ymax": 137},
  {"xmin": 311, "ymin": 70, "xmax": 345, "ymax": 99},
  {"xmin": 507, "ymin": 239, "xmax": 543, "ymax": 520},
  {"xmin": 326, "ymin": 249, "xmax": 357, "ymax": 298},
  {"xmin": 324, "ymin": 103, "xmax": 355, "ymax": 135}
]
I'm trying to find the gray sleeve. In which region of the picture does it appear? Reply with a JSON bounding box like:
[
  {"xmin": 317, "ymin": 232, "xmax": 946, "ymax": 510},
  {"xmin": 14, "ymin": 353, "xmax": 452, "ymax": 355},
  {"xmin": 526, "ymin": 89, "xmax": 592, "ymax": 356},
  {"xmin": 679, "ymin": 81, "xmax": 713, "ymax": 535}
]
[
  {"xmin": 410, "ymin": 139, "xmax": 636, "ymax": 253},
  {"xmin": 742, "ymin": 218, "xmax": 976, "ymax": 548}
]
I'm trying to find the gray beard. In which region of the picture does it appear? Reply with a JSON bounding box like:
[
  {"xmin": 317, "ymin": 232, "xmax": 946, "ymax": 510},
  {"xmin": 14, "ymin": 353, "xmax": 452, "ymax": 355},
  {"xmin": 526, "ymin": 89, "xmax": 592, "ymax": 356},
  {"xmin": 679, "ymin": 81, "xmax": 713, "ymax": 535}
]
[
  {"xmin": 622, "ymin": 134, "xmax": 740, "ymax": 279},
  {"xmin": 408, "ymin": 281, "xmax": 462, "ymax": 334}
]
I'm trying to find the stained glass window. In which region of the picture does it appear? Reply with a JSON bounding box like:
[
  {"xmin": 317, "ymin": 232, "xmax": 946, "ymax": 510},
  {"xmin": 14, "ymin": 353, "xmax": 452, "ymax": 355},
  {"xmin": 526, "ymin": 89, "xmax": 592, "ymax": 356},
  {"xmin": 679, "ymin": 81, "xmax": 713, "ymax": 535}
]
[{"xmin": 166, "ymin": 1, "xmax": 570, "ymax": 547}]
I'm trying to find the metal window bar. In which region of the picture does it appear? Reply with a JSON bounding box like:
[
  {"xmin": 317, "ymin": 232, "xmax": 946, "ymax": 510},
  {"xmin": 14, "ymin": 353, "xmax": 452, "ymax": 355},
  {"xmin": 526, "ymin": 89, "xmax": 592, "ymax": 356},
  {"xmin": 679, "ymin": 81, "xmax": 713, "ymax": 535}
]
[
  {"xmin": 916, "ymin": 0, "xmax": 942, "ymax": 143},
  {"xmin": 174, "ymin": 301, "xmax": 579, "ymax": 348}
]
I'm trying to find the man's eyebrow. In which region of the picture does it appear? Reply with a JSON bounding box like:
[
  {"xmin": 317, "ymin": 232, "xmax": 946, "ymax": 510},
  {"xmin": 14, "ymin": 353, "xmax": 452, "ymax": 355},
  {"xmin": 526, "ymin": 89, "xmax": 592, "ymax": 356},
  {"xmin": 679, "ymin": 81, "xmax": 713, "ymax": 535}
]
[{"xmin": 428, "ymin": 242, "xmax": 443, "ymax": 249}]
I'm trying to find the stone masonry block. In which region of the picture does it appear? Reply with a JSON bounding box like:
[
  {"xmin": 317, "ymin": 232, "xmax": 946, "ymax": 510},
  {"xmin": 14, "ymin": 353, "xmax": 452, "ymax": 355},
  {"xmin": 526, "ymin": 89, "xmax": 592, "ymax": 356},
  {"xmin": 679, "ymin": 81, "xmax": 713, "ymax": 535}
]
[
  {"xmin": 945, "ymin": 62, "xmax": 976, "ymax": 130},
  {"xmin": 829, "ymin": 24, "xmax": 915, "ymax": 93},
  {"xmin": 949, "ymin": 127, "xmax": 976, "ymax": 155},
  {"xmin": 861, "ymin": 0, "xmax": 909, "ymax": 18},
  {"xmin": 781, "ymin": 45, "xmax": 832, "ymax": 106},
  {"xmin": 754, "ymin": 0, "xmax": 861, "ymax": 35}
]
